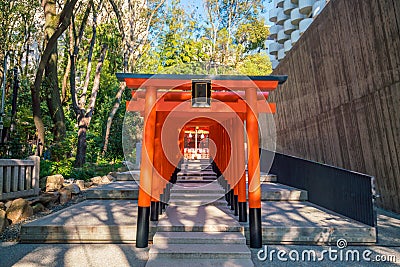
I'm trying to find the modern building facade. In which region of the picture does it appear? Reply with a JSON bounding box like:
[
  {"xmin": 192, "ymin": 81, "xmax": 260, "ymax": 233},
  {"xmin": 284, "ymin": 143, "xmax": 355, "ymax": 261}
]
[{"xmin": 268, "ymin": 0, "xmax": 329, "ymax": 69}]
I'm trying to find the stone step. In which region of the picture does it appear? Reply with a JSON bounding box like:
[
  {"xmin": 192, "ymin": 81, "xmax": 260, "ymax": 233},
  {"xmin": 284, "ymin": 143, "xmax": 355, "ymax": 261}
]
[
  {"xmin": 170, "ymin": 189, "xmax": 225, "ymax": 194},
  {"xmin": 157, "ymin": 206, "xmax": 243, "ymax": 232},
  {"xmin": 180, "ymin": 167, "xmax": 213, "ymax": 172},
  {"xmin": 168, "ymin": 199, "xmax": 227, "ymax": 207},
  {"xmin": 178, "ymin": 171, "xmax": 216, "ymax": 176},
  {"xmin": 20, "ymin": 200, "xmax": 157, "ymax": 243},
  {"xmin": 183, "ymin": 160, "xmax": 210, "ymax": 163},
  {"xmin": 261, "ymin": 173, "xmax": 277, "ymax": 183},
  {"xmin": 20, "ymin": 199, "xmax": 376, "ymax": 245},
  {"xmin": 177, "ymin": 176, "xmax": 217, "ymax": 180},
  {"xmin": 152, "ymin": 232, "xmax": 246, "ymax": 244},
  {"xmin": 169, "ymin": 193, "xmax": 224, "ymax": 200},
  {"xmin": 146, "ymin": 258, "xmax": 254, "ymax": 267},
  {"xmin": 180, "ymin": 167, "xmax": 213, "ymax": 171},
  {"xmin": 116, "ymin": 171, "xmax": 140, "ymax": 181},
  {"xmin": 170, "ymin": 184, "xmax": 225, "ymax": 194},
  {"xmin": 148, "ymin": 243, "xmax": 251, "ymax": 260},
  {"xmin": 261, "ymin": 183, "xmax": 308, "ymax": 201},
  {"xmin": 241, "ymin": 201, "xmax": 377, "ymax": 245},
  {"xmin": 86, "ymin": 181, "xmax": 138, "ymax": 199},
  {"xmin": 176, "ymin": 180, "xmax": 217, "ymax": 184},
  {"xmin": 180, "ymin": 163, "xmax": 212, "ymax": 168},
  {"xmin": 175, "ymin": 180, "xmax": 218, "ymax": 184}
]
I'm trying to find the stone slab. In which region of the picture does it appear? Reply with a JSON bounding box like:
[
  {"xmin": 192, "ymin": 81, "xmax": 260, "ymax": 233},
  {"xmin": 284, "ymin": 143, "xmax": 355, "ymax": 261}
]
[
  {"xmin": 157, "ymin": 205, "xmax": 243, "ymax": 232},
  {"xmin": 260, "ymin": 183, "xmax": 308, "ymax": 201},
  {"xmin": 153, "ymin": 232, "xmax": 246, "ymax": 244},
  {"xmin": 260, "ymin": 173, "xmax": 277, "ymax": 183},
  {"xmin": 168, "ymin": 199, "xmax": 227, "ymax": 206},
  {"xmin": 178, "ymin": 173, "xmax": 216, "ymax": 177},
  {"xmin": 148, "ymin": 243, "xmax": 251, "ymax": 259},
  {"xmin": 146, "ymin": 258, "xmax": 254, "ymax": 267},
  {"xmin": 240, "ymin": 201, "xmax": 376, "ymax": 244},
  {"xmin": 170, "ymin": 182, "xmax": 225, "ymax": 194},
  {"xmin": 86, "ymin": 181, "xmax": 139, "ymax": 199},
  {"xmin": 169, "ymin": 193, "xmax": 224, "ymax": 200},
  {"xmin": 116, "ymin": 171, "xmax": 140, "ymax": 181},
  {"xmin": 20, "ymin": 200, "xmax": 157, "ymax": 243}
]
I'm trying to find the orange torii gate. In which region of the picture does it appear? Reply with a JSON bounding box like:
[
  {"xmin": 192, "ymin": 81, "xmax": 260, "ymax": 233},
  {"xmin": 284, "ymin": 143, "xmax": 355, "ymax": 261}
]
[{"xmin": 116, "ymin": 73, "xmax": 287, "ymax": 249}]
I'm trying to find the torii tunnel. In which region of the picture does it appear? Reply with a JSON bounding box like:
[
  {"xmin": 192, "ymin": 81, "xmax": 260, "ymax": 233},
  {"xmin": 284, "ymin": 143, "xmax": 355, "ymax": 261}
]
[{"xmin": 116, "ymin": 73, "xmax": 287, "ymax": 248}]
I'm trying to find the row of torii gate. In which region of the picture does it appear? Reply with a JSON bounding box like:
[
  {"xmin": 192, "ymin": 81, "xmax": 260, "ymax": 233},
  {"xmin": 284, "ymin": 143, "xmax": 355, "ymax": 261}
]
[{"xmin": 116, "ymin": 73, "xmax": 287, "ymax": 249}]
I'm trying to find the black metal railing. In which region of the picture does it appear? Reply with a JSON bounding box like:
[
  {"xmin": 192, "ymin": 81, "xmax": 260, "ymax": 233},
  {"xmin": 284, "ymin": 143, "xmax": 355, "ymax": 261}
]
[{"xmin": 260, "ymin": 149, "xmax": 376, "ymax": 227}]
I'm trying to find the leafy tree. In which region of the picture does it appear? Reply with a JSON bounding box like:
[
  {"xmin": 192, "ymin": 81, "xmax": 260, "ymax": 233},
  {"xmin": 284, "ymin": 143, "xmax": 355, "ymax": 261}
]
[
  {"xmin": 31, "ymin": 0, "xmax": 78, "ymax": 156},
  {"xmin": 236, "ymin": 52, "xmax": 272, "ymax": 75}
]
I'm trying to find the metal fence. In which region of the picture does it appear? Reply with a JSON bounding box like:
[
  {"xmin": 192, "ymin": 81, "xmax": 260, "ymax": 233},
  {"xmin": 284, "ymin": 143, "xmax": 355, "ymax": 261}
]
[
  {"xmin": 0, "ymin": 156, "xmax": 40, "ymax": 200},
  {"xmin": 260, "ymin": 149, "xmax": 376, "ymax": 227}
]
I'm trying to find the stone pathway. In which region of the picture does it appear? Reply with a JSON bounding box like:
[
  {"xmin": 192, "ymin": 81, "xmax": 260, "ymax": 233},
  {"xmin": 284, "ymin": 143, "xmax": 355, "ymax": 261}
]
[{"xmin": 147, "ymin": 183, "xmax": 253, "ymax": 267}]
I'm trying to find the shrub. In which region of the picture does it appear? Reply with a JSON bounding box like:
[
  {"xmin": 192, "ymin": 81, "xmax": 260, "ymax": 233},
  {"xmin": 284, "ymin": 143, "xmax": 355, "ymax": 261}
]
[{"xmin": 40, "ymin": 158, "xmax": 123, "ymax": 181}]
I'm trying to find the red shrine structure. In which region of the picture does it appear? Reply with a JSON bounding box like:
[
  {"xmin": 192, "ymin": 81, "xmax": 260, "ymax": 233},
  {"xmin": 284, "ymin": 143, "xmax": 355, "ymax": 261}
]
[{"xmin": 116, "ymin": 73, "xmax": 287, "ymax": 248}]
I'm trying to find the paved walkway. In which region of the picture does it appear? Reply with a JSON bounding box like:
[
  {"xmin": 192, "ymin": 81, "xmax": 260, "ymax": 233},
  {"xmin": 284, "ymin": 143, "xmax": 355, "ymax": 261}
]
[{"xmin": 1, "ymin": 208, "xmax": 399, "ymax": 266}]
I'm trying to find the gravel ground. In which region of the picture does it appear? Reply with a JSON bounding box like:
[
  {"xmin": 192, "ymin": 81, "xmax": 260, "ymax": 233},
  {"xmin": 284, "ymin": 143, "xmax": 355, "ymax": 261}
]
[{"xmin": 0, "ymin": 191, "xmax": 87, "ymax": 242}]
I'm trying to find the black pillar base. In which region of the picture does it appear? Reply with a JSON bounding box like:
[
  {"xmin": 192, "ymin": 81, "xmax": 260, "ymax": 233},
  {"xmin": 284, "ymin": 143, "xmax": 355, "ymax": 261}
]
[
  {"xmin": 150, "ymin": 201, "xmax": 159, "ymax": 221},
  {"xmin": 136, "ymin": 206, "xmax": 150, "ymax": 248},
  {"xmin": 158, "ymin": 201, "xmax": 163, "ymax": 215},
  {"xmin": 234, "ymin": 195, "xmax": 239, "ymax": 216},
  {"xmin": 230, "ymin": 190, "xmax": 235, "ymax": 210},
  {"xmin": 226, "ymin": 190, "xmax": 231, "ymax": 205},
  {"xmin": 239, "ymin": 202, "xmax": 247, "ymax": 222},
  {"xmin": 249, "ymin": 208, "xmax": 262, "ymax": 248}
]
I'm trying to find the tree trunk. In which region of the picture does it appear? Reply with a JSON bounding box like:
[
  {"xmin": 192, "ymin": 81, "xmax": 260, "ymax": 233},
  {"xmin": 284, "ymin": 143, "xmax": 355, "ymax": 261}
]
[
  {"xmin": 75, "ymin": 114, "xmax": 89, "ymax": 167},
  {"xmin": 61, "ymin": 52, "xmax": 71, "ymax": 103},
  {"xmin": 45, "ymin": 48, "xmax": 66, "ymax": 142},
  {"xmin": 43, "ymin": 0, "xmax": 66, "ymax": 143},
  {"xmin": 31, "ymin": 0, "xmax": 78, "ymax": 155},
  {"xmin": 74, "ymin": 45, "xmax": 107, "ymax": 167},
  {"xmin": 102, "ymin": 82, "xmax": 126, "ymax": 156},
  {"xmin": 10, "ymin": 67, "xmax": 19, "ymax": 134}
]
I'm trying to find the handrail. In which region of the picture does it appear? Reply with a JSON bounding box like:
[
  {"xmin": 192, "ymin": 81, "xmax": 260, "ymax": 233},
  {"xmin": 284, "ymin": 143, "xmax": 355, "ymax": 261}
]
[{"xmin": 260, "ymin": 149, "xmax": 376, "ymax": 227}]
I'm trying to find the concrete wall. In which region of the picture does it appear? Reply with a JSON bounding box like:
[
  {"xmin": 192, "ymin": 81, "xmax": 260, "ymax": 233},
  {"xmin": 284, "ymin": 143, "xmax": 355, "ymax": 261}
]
[{"xmin": 270, "ymin": 0, "xmax": 400, "ymax": 213}]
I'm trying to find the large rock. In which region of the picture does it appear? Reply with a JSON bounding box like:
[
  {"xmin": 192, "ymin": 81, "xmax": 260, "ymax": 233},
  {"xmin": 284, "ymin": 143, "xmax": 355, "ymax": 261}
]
[
  {"xmin": 76, "ymin": 180, "xmax": 85, "ymax": 190},
  {"xmin": 6, "ymin": 198, "xmax": 33, "ymax": 224},
  {"xmin": 101, "ymin": 175, "xmax": 112, "ymax": 184},
  {"xmin": 108, "ymin": 172, "xmax": 118, "ymax": 178},
  {"xmin": 90, "ymin": 176, "xmax": 103, "ymax": 185},
  {"xmin": 30, "ymin": 192, "xmax": 60, "ymax": 207},
  {"xmin": 32, "ymin": 203, "xmax": 46, "ymax": 214},
  {"xmin": 5, "ymin": 201, "xmax": 12, "ymax": 210},
  {"xmin": 46, "ymin": 174, "xmax": 65, "ymax": 192},
  {"xmin": 59, "ymin": 188, "xmax": 72, "ymax": 205},
  {"xmin": 107, "ymin": 174, "xmax": 116, "ymax": 182},
  {"xmin": 64, "ymin": 184, "xmax": 81, "ymax": 194},
  {"xmin": 0, "ymin": 210, "xmax": 9, "ymax": 232}
]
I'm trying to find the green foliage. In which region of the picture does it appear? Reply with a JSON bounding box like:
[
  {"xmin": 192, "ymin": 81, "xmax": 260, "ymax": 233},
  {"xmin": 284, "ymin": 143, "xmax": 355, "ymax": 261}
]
[
  {"xmin": 236, "ymin": 18, "xmax": 270, "ymax": 53},
  {"xmin": 40, "ymin": 158, "xmax": 123, "ymax": 181},
  {"xmin": 40, "ymin": 158, "xmax": 74, "ymax": 178},
  {"xmin": 236, "ymin": 53, "xmax": 273, "ymax": 75},
  {"xmin": 2, "ymin": 0, "xmax": 273, "ymax": 177}
]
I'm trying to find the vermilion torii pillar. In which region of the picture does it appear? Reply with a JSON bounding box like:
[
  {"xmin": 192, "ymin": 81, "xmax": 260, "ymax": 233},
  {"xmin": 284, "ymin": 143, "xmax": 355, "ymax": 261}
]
[
  {"xmin": 136, "ymin": 86, "xmax": 156, "ymax": 248},
  {"xmin": 237, "ymin": 115, "xmax": 247, "ymax": 223},
  {"xmin": 246, "ymin": 87, "xmax": 262, "ymax": 248}
]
